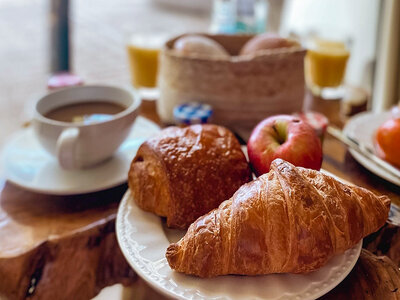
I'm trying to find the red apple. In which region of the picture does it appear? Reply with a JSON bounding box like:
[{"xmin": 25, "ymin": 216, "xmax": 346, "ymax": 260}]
[
  {"xmin": 247, "ymin": 115, "xmax": 323, "ymax": 176},
  {"xmin": 374, "ymin": 118, "xmax": 400, "ymax": 168}
]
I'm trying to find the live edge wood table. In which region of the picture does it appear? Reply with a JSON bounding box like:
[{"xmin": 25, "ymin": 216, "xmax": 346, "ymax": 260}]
[{"xmin": 1, "ymin": 99, "xmax": 400, "ymax": 300}]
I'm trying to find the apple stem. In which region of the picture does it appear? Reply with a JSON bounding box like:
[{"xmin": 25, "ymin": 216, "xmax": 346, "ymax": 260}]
[{"xmin": 272, "ymin": 123, "xmax": 286, "ymax": 145}]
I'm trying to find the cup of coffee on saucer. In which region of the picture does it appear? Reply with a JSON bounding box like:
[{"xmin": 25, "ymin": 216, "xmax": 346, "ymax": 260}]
[{"xmin": 33, "ymin": 85, "xmax": 141, "ymax": 170}]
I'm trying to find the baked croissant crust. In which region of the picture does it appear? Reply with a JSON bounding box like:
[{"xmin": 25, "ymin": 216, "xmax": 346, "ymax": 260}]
[
  {"xmin": 128, "ymin": 124, "xmax": 252, "ymax": 229},
  {"xmin": 166, "ymin": 159, "xmax": 390, "ymax": 277}
]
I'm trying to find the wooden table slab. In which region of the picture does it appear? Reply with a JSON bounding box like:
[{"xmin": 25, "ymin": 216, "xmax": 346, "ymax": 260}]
[{"xmin": 0, "ymin": 181, "xmax": 136, "ymax": 299}]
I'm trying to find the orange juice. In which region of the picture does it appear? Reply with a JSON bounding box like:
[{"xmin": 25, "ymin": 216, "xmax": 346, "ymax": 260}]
[
  {"xmin": 127, "ymin": 44, "xmax": 160, "ymax": 88},
  {"xmin": 306, "ymin": 39, "xmax": 350, "ymax": 88}
]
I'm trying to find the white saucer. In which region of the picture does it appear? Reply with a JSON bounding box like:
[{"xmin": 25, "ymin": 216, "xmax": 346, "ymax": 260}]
[{"xmin": 1, "ymin": 116, "xmax": 160, "ymax": 195}]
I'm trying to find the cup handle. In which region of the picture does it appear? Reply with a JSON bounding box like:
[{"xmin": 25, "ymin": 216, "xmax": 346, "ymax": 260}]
[{"xmin": 56, "ymin": 127, "xmax": 80, "ymax": 169}]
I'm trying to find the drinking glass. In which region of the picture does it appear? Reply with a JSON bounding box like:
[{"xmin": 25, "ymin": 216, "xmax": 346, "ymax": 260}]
[
  {"xmin": 126, "ymin": 34, "xmax": 171, "ymax": 100},
  {"xmin": 305, "ymin": 38, "xmax": 350, "ymax": 99}
]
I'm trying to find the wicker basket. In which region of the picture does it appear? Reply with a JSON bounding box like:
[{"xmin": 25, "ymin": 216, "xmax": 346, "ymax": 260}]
[{"xmin": 157, "ymin": 34, "xmax": 306, "ymax": 130}]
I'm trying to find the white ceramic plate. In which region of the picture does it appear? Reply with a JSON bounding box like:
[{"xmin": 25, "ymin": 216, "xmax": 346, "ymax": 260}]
[
  {"xmin": 343, "ymin": 111, "xmax": 400, "ymax": 186},
  {"xmin": 117, "ymin": 189, "xmax": 362, "ymax": 300},
  {"xmin": 1, "ymin": 116, "xmax": 160, "ymax": 195}
]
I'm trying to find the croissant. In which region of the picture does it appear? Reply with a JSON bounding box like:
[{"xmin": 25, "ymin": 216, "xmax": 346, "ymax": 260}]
[
  {"xmin": 128, "ymin": 124, "xmax": 252, "ymax": 229},
  {"xmin": 166, "ymin": 159, "xmax": 390, "ymax": 278}
]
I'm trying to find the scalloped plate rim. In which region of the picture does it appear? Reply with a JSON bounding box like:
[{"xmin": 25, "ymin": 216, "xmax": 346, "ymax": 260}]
[{"xmin": 116, "ymin": 183, "xmax": 362, "ymax": 300}]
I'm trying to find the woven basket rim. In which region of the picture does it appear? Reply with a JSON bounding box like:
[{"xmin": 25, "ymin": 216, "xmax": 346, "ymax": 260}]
[{"xmin": 163, "ymin": 33, "xmax": 306, "ymax": 63}]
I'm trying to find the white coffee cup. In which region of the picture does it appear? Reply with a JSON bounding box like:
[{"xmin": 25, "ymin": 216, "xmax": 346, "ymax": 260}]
[{"xmin": 33, "ymin": 85, "xmax": 141, "ymax": 170}]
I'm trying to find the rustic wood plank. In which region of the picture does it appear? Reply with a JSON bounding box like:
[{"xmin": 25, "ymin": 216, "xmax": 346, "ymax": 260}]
[
  {"xmin": 0, "ymin": 182, "xmax": 136, "ymax": 300},
  {"xmin": 321, "ymin": 249, "xmax": 400, "ymax": 299}
]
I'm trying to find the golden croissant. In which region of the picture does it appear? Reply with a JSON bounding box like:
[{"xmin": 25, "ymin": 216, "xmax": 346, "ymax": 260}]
[{"xmin": 166, "ymin": 159, "xmax": 390, "ymax": 278}]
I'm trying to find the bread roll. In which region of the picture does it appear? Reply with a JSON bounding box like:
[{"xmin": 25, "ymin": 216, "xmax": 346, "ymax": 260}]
[
  {"xmin": 240, "ymin": 33, "xmax": 300, "ymax": 55},
  {"xmin": 173, "ymin": 35, "xmax": 230, "ymax": 58}
]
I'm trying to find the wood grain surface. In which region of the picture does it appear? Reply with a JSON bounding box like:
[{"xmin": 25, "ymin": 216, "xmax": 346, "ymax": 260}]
[
  {"xmin": 0, "ymin": 182, "xmax": 137, "ymax": 299},
  {"xmin": 321, "ymin": 249, "xmax": 400, "ymax": 299}
]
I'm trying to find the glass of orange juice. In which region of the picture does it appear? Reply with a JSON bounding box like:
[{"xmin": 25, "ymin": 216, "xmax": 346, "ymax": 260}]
[
  {"xmin": 126, "ymin": 34, "xmax": 170, "ymax": 100},
  {"xmin": 305, "ymin": 38, "xmax": 350, "ymax": 99}
]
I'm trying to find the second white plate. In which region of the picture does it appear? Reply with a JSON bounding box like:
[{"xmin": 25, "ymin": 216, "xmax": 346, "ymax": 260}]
[
  {"xmin": 343, "ymin": 111, "xmax": 400, "ymax": 186},
  {"xmin": 116, "ymin": 189, "xmax": 362, "ymax": 300}
]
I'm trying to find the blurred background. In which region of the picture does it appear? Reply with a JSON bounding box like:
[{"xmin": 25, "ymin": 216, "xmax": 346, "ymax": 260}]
[
  {"xmin": 1, "ymin": 0, "xmax": 399, "ymax": 116},
  {"xmin": 0, "ymin": 0, "xmax": 399, "ymax": 169},
  {"xmin": 1, "ymin": 0, "xmax": 399, "ymax": 119},
  {"xmin": 0, "ymin": 0, "xmax": 208, "ymax": 141}
]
